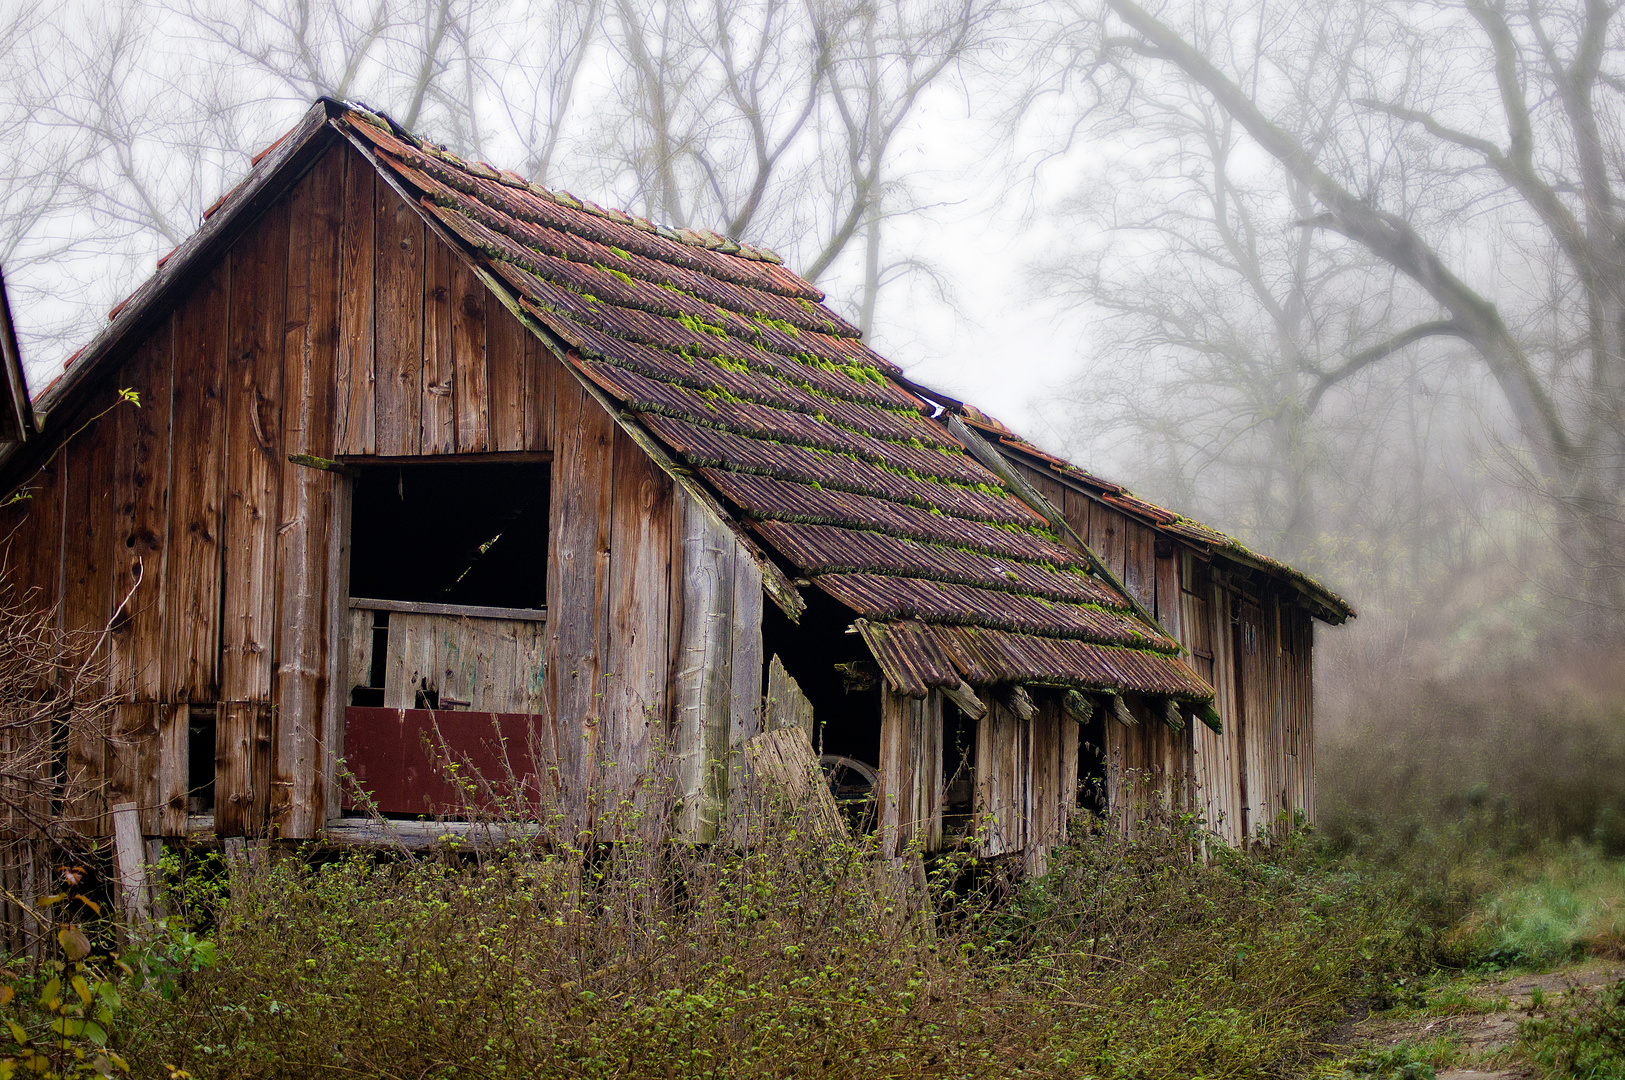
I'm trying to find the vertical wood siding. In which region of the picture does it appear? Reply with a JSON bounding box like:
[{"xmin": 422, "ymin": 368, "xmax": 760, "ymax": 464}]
[
  {"xmin": 0, "ymin": 141, "xmax": 763, "ymax": 842},
  {"xmin": 1009, "ymin": 461, "xmax": 1320, "ymax": 848}
]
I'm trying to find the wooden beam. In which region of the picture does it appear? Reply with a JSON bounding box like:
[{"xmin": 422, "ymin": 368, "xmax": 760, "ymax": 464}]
[
  {"xmin": 337, "ymin": 450, "xmax": 552, "ymax": 466},
  {"xmin": 348, "ymin": 596, "xmax": 548, "ymax": 622},
  {"xmin": 941, "ymin": 678, "xmax": 986, "ymax": 721}
]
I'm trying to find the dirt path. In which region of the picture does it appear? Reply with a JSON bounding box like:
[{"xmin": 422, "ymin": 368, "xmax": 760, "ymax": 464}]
[{"xmin": 1324, "ymin": 960, "xmax": 1625, "ymax": 1079}]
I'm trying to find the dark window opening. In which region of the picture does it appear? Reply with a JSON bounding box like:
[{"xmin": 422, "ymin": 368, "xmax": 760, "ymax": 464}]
[
  {"xmin": 188, "ymin": 706, "xmax": 216, "ymax": 814},
  {"xmin": 760, "ymin": 588, "xmax": 882, "ymax": 775},
  {"xmin": 349, "ymin": 462, "xmax": 550, "ymax": 610},
  {"xmin": 941, "ymin": 702, "xmax": 977, "ymax": 840},
  {"xmin": 1077, "ymin": 703, "xmax": 1107, "ymax": 816}
]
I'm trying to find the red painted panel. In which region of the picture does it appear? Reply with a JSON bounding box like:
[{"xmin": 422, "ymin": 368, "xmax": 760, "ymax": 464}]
[{"xmin": 342, "ymin": 707, "xmax": 545, "ymax": 815}]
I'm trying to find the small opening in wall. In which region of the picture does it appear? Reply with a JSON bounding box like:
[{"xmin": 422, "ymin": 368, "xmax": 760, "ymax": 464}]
[
  {"xmin": 941, "ymin": 701, "xmax": 977, "ymax": 840},
  {"xmin": 188, "ymin": 706, "xmax": 216, "ymax": 814}
]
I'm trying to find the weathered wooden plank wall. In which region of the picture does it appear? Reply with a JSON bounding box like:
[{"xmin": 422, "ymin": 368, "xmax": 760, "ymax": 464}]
[
  {"xmin": 0, "ymin": 138, "xmax": 762, "ymax": 844},
  {"xmin": 877, "ymin": 687, "xmax": 943, "ymax": 856},
  {"xmin": 970, "ymin": 692, "xmax": 1074, "ymax": 864},
  {"xmin": 1008, "ymin": 460, "xmax": 1320, "ymax": 847}
]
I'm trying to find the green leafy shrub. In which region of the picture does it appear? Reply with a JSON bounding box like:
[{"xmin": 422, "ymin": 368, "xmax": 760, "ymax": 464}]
[{"xmin": 1521, "ymin": 978, "xmax": 1625, "ymax": 1079}]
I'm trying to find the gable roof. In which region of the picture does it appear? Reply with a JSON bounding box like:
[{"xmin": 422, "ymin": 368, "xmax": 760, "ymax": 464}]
[{"xmin": 16, "ymin": 98, "xmax": 1336, "ymax": 704}]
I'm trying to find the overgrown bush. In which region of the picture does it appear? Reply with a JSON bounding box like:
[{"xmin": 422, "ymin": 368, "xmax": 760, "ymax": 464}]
[{"xmin": 115, "ymin": 802, "xmax": 1425, "ymax": 1079}]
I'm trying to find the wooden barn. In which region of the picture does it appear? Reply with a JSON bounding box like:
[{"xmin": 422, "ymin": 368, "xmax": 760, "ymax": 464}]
[{"xmin": 0, "ymin": 99, "xmax": 1350, "ymax": 867}]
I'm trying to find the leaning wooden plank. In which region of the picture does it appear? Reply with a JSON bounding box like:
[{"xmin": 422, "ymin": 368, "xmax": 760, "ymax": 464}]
[
  {"xmin": 220, "ymin": 198, "xmax": 289, "ymax": 703},
  {"xmin": 110, "ymin": 802, "xmax": 152, "ymax": 927},
  {"xmin": 373, "ymin": 180, "xmax": 424, "ymax": 456},
  {"xmin": 723, "ymin": 727, "xmax": 843, "ymax": 846},
  {"xmin": 109, "ymin": 323, "xmax": 174, "ymax": 703},
  {"xmin": 162, "ymin": 263, "xmax": 230, "ymax": 702},
  {"xmin": 271, "ymin": 150, "xmax": 343, "ymax": 839},
  {"xmin": 764, "ymin": 655, "xmax": 815, "ymax": 745}
]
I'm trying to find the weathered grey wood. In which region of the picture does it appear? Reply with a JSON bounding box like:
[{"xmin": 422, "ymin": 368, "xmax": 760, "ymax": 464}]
[
  {"xmin": 975, "ymin": 698, "xmax": 1027, "ymax": 858},
  {"xmin": 346, "ymin": 607, "xmax": 374, "ymax": 702},
  {"xmin": 111, "ymin": 802, "xmax": 151, "ymax": 927},
  {"xmin": 602, "ymin": 428, "xmax": 673, "ymax": 835},
  {"xmin": 672, "ymin": 489, "xmax": 737, "ymax": 841},
  {"xmin": 1001, "ymin": 683, "xmax": 1037, "ymax": 723},
  {"xmin": 381, "ymin": 611, "xmax": 549, "ymax": 713},
  {"xmin": 728, "ymin": 542, "xmax": 764, "ymax": 752},
  {"xmin": 351, "ymin": 597, "xmax": 548, "ymax": 622},
  {"xmin": 316, "ymin": 815, "xmax": 544, "ymax": 849},
  {"xmin": 878, "ymin": 687, "xmax": 944, "ymax": 856},
  {"xmin": 764, "ymin": 655, "xmax": 815, "ymax": 744},
  {"xmin": 724, "ymin": 727, "xmax": 843, "ymax": 845},
  {"xmin": 941, "ymin": 678, "xmax": 986, "ymax": 721}
]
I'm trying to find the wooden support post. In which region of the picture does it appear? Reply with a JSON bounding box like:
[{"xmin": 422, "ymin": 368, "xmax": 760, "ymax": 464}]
[{"xmin": 111, "ymin": 802, "xmax": 151, "ymax": 929}]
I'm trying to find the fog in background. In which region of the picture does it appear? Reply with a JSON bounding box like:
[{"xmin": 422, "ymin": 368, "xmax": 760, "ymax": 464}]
[{"xmin": 5, "ymin": 0, "xmax": 1624, "ymax": 829}]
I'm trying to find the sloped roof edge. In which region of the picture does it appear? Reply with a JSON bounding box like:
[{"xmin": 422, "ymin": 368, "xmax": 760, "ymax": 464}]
[
  {"xmin": 908, "ymin": 392, "xmax": 1354, "ymax": 625},
  {"xmin": 32, "ymin": 101, "xmax": 343, "ymax": 424},
  {"xmin": 0, "ymin": 266, "xmax": 34, "ymax": 464}
]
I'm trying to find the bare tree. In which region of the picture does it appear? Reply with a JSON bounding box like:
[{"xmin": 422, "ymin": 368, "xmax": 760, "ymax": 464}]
[
  {"xmin": 1039, "ymin": 0, "xmax": 1625, "ymax": 620},
  {"xmin": 1, "ymin": 0, "xmax": 1000, "ymax": 375}
]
